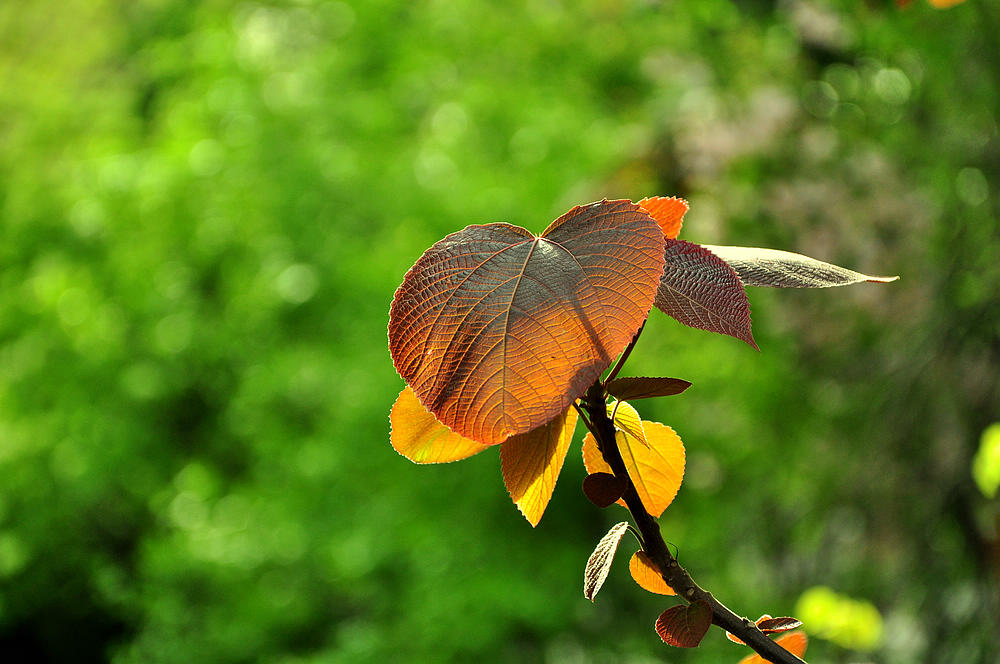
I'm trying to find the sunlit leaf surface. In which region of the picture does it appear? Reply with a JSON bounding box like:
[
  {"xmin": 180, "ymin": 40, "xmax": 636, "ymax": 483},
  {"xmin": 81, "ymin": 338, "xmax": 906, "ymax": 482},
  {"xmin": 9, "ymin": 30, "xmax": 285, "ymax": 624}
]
[
  {"xmin": 389, "ymin": 199, "xmax": 666, "ymax": 445},
  {"xmin": 500, "ymin": 406, "xmax": 578, "ymax": 526},
  {"xmin": 737, "ymin": 632, "xmax": 808, "ymax": 664},
  {"xmin": 629, "ymin": 550, "xmax": 676, "ymax": 595},
  {"xmin": 638, "ymin": 196, "xmax": 689, "ymax": 239},
  {"xmin": 390, "ymin": 387, "xmax": 490, "ymax": 463},
  {"xmin": 583, "ymin": 421, "xmax": 685, "ymax": 517}
]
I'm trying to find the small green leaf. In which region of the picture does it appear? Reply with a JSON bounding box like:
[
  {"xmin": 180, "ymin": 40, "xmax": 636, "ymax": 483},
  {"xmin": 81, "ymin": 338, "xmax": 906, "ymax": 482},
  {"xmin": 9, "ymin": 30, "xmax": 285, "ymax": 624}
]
[{"xmin": 972, "ymin": 423, "xmax": 1000, "ymax": 499}]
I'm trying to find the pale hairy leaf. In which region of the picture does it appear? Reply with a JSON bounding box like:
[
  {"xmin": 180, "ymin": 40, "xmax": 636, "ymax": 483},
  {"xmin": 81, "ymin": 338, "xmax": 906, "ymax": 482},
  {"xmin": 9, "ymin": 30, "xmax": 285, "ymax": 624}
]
[
  {"xmin": 583, "ymin": 521, "xmax": 630, "ymax": 601},
  {"xmin": 702, "ymin": 245, "xmax": 898, "ymax": 288}
]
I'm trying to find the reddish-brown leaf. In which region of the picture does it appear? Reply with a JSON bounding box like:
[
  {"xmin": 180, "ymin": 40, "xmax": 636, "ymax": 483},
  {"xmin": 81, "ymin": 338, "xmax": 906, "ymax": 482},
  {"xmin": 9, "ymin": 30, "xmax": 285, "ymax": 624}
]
[
  {"xmin": 655, "ymin": 600, "xmax": 712, "ymax": 647},
  {"xmin": 500, "ymin": 406, "xmax": 578, "ymax": 527},
  {"xmin": 655, "ymin": 239, "xmax": 758, "ymax": 350},
  {"xmin": 606, "ymin": 376, "xmax": 692, "ymax": 401},
  {"xmin": 582, "ymin": 422, "xmax": 685, "ymax": 518},
  {"xmin": 583, "ymin": 521, "xmax": 630, "ymax": 601},
  {"xmin": 726, "ymin": 614, "xmax": 803, "ymax": 645},
  {"xmin": 702, "ymin": 245, "xmax": 898, "ymax": 289},
  {"xmin": 389, "ymin": 387, "xmax": 491, "ymax": 464},
  {"xmin": 388, "ymin": 199, "xmax": 666, "ymax": 445},
  {"xmin": 757, "ymin": 617, "xmax": 803, "ymax": 634},
  {"xmin": 638, "ymin": 196, "xmax": 689, "ymax": 239},
  {"xmin": 582, "ymin": 472, "xmax": 626, "ymax": 508},
  {"xmin": 737, "ymin": 632, "xmax": 808, "ymax": 664},
  {"xmin": 629, "ymin": 550, "xmax": 676, "ymax": 596}
]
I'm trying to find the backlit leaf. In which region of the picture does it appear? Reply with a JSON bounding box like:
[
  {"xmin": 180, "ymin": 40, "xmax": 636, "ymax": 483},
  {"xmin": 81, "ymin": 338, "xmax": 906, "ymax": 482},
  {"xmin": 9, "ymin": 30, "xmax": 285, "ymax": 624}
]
[
  {"xmin": 629, "ymin": 550, "xmax": 676, "ymax": 595},
  {"xmin": 584, "ymin": 521, "xmax": 630, "ymax": 601},
  {"xmin": 500, "ymin": 406, "xmax": 578, "ymax": 527},
  {"xmin": 390, "ymin": 386, "xmax": 490, "ymax": 463},
  {"xmin": 582, "ymin": 421, "xmax": 685, "ymax": 518},
  {"xmin": 757, "ymin": 617, "xmax": 803, "ymax": 634},
  {"xmin": 606, "ymin": 376, "xmax": 691, "ymax": 400},
  {"xmin": 655, "ymin": 600, "xmax": 712, "ymax": 647},
  {"xmin": 388, "ymin": 199, "xmax": 666, "ymax": 445},
  {"xmin": 702, "ymin": 245, "xmax": 898, "ymax": 289},
  {"xmin": 727, "ymin": 615, "xmax": 802, "ymax": 645},
  {"xmin": 583, "ymin": 472, "xmax": 626, "ymax": 508},
  {"xmin": 638, "ymin": 196, "xmax": 688, "ymax": 239},
  {"xmin": 655, "ymin": 239, "xmax": 758, "ymax": 350},
  {"xmin": 609, "ymin": 400, "xmax": 647, "ymax": 448},
  {"xmin": 737, "ymin": 632, "xmax": 808, "ymax": 664}
]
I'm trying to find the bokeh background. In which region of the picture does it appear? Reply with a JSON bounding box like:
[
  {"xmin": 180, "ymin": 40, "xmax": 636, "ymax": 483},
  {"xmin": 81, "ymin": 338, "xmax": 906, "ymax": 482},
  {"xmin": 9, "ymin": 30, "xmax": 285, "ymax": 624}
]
[{"xmin": 1, "ymin": 0, "xmax": 998, "ymax": 662}]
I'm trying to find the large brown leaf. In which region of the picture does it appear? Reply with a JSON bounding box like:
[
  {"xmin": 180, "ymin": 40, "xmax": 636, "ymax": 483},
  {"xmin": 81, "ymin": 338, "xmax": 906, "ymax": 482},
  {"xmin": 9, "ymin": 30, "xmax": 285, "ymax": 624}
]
[
  {"xmin": 388, "ymin": 200, "xmax": 665, "ymax": 445},
  {"xmin": 654, "ymin": 239, "xmax": 758, "ymax": 350}
]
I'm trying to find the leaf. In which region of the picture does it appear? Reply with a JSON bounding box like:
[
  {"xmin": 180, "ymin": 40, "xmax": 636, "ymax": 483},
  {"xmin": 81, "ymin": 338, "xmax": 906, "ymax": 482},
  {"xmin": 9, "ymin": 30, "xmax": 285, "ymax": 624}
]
[
  {"xmin": 727, "ymin": 615, "xmax": 803, "ymax": 645},
  {"xmin": 582, "ymin": 421, "xmax": 685, "ymax": 518},
  {"xmin": 582, "ymin": 472, "xmax": 626, "ymax": 508},
  {"xmin": 609, "ymin": 400, "xmax": 647, "ymax": 448},
  {"xmin": 757, "ymin": 617, "xmax": 804, "ymax": 634},
  {"xmin": 388, "ymin": 199, "xmax": 666, "ymax": 445},
  {"xmin": 629, "ymin": 550, "xmax": 676, "ymax": 596},
  {"xmin": 390, "ymin": 387, "xmax": 491, "ymax": 463},
  {"xmin": 655, "ymin": 239, "xmax": 758, "ymax": 350},
  {"xmin": 701, "ymin": 245, "xmax": 898, "ymax": 289},
  {"xmin": 638, "ymin": 196, "xmax": 689, "ymax": 239},
  {"xmin": 737, "ymin": 632, "xmax": 808, "ymax": 664},
  {"xmin": 606, "ymin": 376, "xmax": 692, "ymax": 400},
  {"xmin": 655, "ymin": 600, "xmax": 712, "ymax": 647},
  {"xmin": 500, "ymin": 406, "xmax": 578, "ymax": 526},
  {"xmin": 584, "ymin": 521, "xmax": 630, "ymax": 601}
]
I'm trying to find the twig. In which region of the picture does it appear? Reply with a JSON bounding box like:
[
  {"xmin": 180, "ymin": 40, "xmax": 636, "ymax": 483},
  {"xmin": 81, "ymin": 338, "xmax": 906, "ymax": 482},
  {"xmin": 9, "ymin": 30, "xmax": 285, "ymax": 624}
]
[
  {"xmin": 604, "ymin": 321, "xmax": 645, "ymax": 384},
  {"xmin": 581, "ymin": 381, "xmax": 806, "ymax": 664}
]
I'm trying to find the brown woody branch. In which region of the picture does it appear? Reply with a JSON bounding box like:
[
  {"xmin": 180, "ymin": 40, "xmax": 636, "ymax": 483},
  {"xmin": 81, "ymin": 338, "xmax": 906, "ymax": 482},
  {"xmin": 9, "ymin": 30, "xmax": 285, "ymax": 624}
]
[{"xmin": 582, "ymin": 381, "xmax": 806, "ymax": 664}]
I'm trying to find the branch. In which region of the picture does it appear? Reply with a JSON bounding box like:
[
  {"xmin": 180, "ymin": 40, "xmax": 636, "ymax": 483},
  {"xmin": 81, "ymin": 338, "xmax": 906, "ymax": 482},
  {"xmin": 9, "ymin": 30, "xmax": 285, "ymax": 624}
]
[{"xmin": 581, "ymin": 382, "xmax": 806, "ymax": 664}]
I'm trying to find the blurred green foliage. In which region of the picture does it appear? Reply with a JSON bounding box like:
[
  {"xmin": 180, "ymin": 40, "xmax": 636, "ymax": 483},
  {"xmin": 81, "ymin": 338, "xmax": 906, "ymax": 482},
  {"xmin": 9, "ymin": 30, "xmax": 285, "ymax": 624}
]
[{"xmin": 1, "ymin": 0, "xmax": 998, "ymax": 662}]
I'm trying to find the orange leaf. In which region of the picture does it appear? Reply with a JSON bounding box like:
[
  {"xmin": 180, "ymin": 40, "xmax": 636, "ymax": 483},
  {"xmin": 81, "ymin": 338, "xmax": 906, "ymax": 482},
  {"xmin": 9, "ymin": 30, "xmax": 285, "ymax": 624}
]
[
  {"xmin": 388, "ymin": 200, "xmax": 666, "ymax": 445},
  {"xmin": 390, "ymin": 387, "xmax": 491, "ymax": 463},
  {"xmin": 638, "ymin": 196, "xmax": 689, "ymax": 239},
  {"xmin": 928, "ymin": 0, "xmax": 966, "ymax": 7},
  {"xmin": 582, "ymin": 421, "xmax": 685, "ymax": 518},
  {"xmin": 500, "ymin": 406, "xmax": 578, "ymax": 526},
  {"xmin": 737, "ymin": 632, "xmax": 808, "ymax": 664},
  {"xmin": 655, "ymin": 600, "xmax": 712, "ymax": 647},
  {"xmin": 629, "ymin": 550, "xmax": 676, "ymax": 595}
]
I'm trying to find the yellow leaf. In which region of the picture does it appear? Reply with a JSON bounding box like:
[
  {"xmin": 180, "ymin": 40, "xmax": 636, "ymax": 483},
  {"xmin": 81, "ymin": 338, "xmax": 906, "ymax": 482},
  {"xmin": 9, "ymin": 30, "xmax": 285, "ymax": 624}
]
[
  {"xmin": 737, "ymin": 632, "xmax": 808, "ymax": 664},
  {"xmin": 390, "ymin": 387, "xmax": 491, "ymax": 463},
  {"xmin": 500, "ymin": 406, "xmax": 578, "ymax": 527},
  {"xmin": 628, "ymin": 550, "xmax": 675, "ymax": 595},
  {"xmin": 582, "ymin": 420, "xmax": 685, "ymax": 518},
  {"xmin": 609, "ymin": 400, "xmax": 648, "ymax": 448}
]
